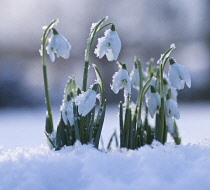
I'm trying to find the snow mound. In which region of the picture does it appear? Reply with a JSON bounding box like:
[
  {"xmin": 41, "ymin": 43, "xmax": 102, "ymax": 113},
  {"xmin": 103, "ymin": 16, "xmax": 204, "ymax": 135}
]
[{"xmin": 0, "ymin": 142, "xmax": 210, "ymax": 190}]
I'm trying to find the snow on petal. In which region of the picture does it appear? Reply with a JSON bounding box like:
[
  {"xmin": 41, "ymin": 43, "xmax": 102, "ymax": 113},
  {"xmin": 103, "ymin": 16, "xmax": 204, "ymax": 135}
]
[
  {"xmin": 165, "ymin": 99, "xmax": 180, "ymax": 119},
  {"xmin": 111, "ymin": 67, "xmax": 131, "ymax": 94},
  {"xmin": 61, "ymin": 101, "xmax": 74, "ymax": 126},
  {"xmin": 76, "ymin": 89, "xmax": 96, "ymax": 116},
  {"xmin": 94, "ymin": 29, "xmax": 121, "ymax": 61}
]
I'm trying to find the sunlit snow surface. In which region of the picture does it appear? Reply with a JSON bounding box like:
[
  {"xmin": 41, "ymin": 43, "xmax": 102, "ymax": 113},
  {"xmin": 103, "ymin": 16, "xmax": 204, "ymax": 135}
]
[
  {"xmin": 0, "ymin": 143, "xmax": 210, "ymax": 190},
  {"xmin": 0, "ymin": 103, "xmax": 210, "ymax": 190}
]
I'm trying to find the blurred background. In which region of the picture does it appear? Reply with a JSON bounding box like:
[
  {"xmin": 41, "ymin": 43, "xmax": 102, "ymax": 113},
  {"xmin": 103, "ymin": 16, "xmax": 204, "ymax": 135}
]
[{"xmin": 0, "ymin": 0, "xmax": 210, "ymax": 149}]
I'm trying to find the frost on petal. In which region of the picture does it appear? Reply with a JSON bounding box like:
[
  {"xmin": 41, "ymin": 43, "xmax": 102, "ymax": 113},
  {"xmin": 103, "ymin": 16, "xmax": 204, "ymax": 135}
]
[
  {"xmin": 170, "ymin": 43, "xmax": 176, "ymax": 49},
  {"xmin": 94, "ymin": 36, "xmax": 107, "ymax": 59},
  {"xmin": 165, "ymin": 99, "xmax": 180, "ymax": 119},
  {"xmin": 61, "ymin": 101, "xmax": 74, "ymax": 126},
  {"xmin": 169, "ymin": 64, "xmax": 183, "ymax": 90},
  {"xmin": 146, "ymin": 92, "xmax": 160, "ymax": 118},
  {"xmin": 94, "ymin": 29, "xmax": 121, "ymax": 61},
  {"xmin": 76, "ymin": 89, "xmax": 96, "ymax": 116},
  {"xmin": 111, "ymin": 68, "xmax": 131, "ymax": 94}
]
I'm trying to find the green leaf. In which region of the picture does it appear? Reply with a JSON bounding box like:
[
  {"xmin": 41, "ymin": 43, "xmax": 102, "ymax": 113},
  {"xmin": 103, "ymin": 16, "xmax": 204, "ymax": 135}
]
[
  {"xmin": 119, "ymin": 101, "xmax": 125, "ymax": 148},
  {"xmin": 94, "ymin": 100, "xmax": 107, "ymax": 148},
  {"xmin": 56, "ymin": 115, "xmax": 69, "ymax": 150},
  {"xmin": 155, "ymin": 112, "xmax": 161, "ymax": 142}
]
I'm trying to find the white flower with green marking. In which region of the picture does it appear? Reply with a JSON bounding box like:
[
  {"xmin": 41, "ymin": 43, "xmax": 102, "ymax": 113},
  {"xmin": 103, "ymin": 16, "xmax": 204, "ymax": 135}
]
[
  {"xmin": 46, "ymin": 33, "xmax": 71, "ymax": 62},
  {"xmin": 111, "ymin": 66, "xmax": 131, "ymax": 95},
  {"xmin": 165, "ymin": 99, "xmax": 180, "ymax": 119},
  {"xmin": 146, "ymin": 87, "xmax": 161, "ymax": 118},
  {"xmin": 61, "ymin": 100, "xmax": 74, "ymax": 126},
  {"xmin": 76, "ymin": 89, "xmax": 96, "ymax": 116},
  {"xmin": 168, "ymin": 58, "xmax": 191, "ymax": 90},
  {"xmin": 94, "ymin": 28, "xmax": 121, "ymax": 61}
]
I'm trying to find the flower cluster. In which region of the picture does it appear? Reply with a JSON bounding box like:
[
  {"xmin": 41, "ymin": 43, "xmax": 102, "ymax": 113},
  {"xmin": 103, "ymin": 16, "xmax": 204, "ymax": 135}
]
[{"xmin": 40, "ymin": 18, "xmax": 191, "ymax": 151}]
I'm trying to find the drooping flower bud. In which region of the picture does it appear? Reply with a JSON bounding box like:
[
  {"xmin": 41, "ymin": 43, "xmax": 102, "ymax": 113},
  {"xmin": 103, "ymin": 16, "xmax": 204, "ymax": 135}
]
[
  {"xmin": 146, "ymin": 86, "xmax": 161, "ymax": 118},
  {"xmin": 76, "ymin": 89, "xmax": 96, "ymax": 116},
  {"xmin": 94, "ymin": 27, "xmax": 121, "ymax": 61},
  {"xmin": 61, "ymin": 100, "xmax": 74, "ymax": 126},
  {"xmin": 46, "ymin": 29, "xmax": 71, "ymax": 62},
  {"xmin": 168, "ymin": 58, "xmax": 191, "ymax": 90},
  {"xmin": 111, "ymin": 63, "xmax": 131, "ymax": 95},
  {"xmin": 165, "ymin": 99, "xmax": 180, "ymax": 119}
]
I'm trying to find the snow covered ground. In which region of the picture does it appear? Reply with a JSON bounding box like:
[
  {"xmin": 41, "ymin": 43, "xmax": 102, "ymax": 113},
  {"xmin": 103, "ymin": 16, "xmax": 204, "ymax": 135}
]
[
  {"xmin": 0, "ymin": 102, "xmax": 209, "ymax": 149},
  {"xmin": 0, "ymin": 102, "xmax": 210, "ymax": 190}
]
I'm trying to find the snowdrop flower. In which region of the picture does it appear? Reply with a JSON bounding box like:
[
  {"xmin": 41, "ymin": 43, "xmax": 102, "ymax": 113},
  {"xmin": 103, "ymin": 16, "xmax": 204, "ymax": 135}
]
[
  {"xmin": 165, "ymin": 99, "xmax": 180, "ymax": 119},
  {"xmin": 94, "ymin": 26, "xmax": 121, "ymax": 61},
  {"xmin": 46, "ymin": 30, "xmax": 71, "ymax": 62},
  {"xmin": 76, "ymin": 89, "xmax": 96, "ymax": 116},
  {"xmin": 61, "ymin": 100, "xmax": 74, "ymax": 126},
  {"xmin": 163, "ymin": 75, "xmax": 178, "ymax": 102},
  {"xmin": 146, "ymin": 86, "xmax": 161, "ymax": 118},
  {"xmin": 146, "ymin": 76, "xmax": 158, "ymax": 97},
  {"xmin": 130, "ymin": 65, "xmax": 145, "ymax": 90},
  {"xmin": 168, "ymin": 58, "xmax": 191, "ymax": 90},
  {"xmin": 111, "ymin": 64, "xmax": 131, "ymax": 95}
]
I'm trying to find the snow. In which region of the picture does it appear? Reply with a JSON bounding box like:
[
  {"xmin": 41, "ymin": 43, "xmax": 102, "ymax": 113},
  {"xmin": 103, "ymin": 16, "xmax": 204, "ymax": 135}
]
[
  {"xmin": 0, "ymin": 103, "xmax": 210, "ymax": 189},
  {"xmin": 0, "ymin": 143, "xmax": 210, "ymax": 190}
]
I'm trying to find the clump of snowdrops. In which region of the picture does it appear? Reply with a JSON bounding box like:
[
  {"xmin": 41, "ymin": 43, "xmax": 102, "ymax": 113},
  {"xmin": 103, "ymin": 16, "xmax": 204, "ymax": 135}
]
[{"xmin": 40, "ymin": 17, "xmax": 191, "ymax": 150}]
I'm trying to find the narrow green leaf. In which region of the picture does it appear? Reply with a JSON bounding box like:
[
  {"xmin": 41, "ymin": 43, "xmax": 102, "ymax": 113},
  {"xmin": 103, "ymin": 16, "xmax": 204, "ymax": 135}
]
[
  {"xmin": 94, "ymin": 100, "xmax": 107, "ymax": 148},
  {"xmin": 119, "ymin": 101, "xmax": 125, "ymax": 148}
]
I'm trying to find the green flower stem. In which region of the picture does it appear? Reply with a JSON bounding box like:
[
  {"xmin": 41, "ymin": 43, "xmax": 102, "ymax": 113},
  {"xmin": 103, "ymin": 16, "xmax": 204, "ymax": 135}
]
[
  {"xmin": 137, "ymin": 78, "xmax": 152, "ymax": 126},
  {"xmin": 41, "ymin": 20, "xmax": 58, "ymax": 133},
  {"xmin": 83, "ymin": 17, "xmax": 108, "ymax": 91},
  {"xmin": 135, "ymin": 57, "xmax": 143, "ymax": 106},
  {"xmin": 160, "ymin": 65, "xmax": 164, "ymax": 143},
  {"xmin": 97, "ymin": 23, "xmax": 114, "ymax": 32}
]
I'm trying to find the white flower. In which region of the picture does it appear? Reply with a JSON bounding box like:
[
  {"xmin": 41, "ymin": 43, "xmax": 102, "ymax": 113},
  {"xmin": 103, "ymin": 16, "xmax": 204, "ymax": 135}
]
[
  {"xmin": 130, "ymin": 66, "xmax": 145, "ymax": 90},
  {"xmin": 76, "ymin": 89, "xmax": 96, "ymax": 116},
  {"xmin": 146, "ymin": 76, "xmax": 158, "ymax": 97},
  {"xmin": 146, "ymin": 90, "xmax": 161, "ymax": 118},
  {"xmin": 111, "ymin": 66, "xmax": 131, "ymax": 95},
  {"xmin": 94, "ymin": 29, "xmax": 121, "ymax": 61},
  {"xmin": 168, "ymin": 59, "xmax": 191, "ymax": 90},
  {"xmin": 165, "ymin": 99, "xmax": 180, "ymax": 119},
  {"xmin": 163, "ymin": 75, "xmax": 178, "ymax": 102},
  {"xmin": 46, "ymin": 34, "xmax": 71, "ymax": 62},
  {"xmin": 61, "ymin": 100, "xmax": 74, "ymax": 126}
]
